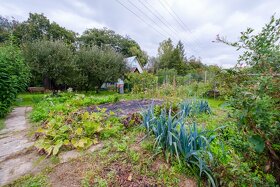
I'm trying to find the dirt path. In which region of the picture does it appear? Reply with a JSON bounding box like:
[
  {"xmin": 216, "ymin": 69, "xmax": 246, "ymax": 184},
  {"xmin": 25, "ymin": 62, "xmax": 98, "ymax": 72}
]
[{"xmin": 0, "ymin": 107, "xmax": 37, "ymax": 186}]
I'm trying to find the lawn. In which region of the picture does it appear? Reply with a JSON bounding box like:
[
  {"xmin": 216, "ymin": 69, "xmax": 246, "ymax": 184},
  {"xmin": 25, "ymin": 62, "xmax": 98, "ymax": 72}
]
[{"xmin": 15, "ymin": 93, "xmax": 46, "ymax": 107}]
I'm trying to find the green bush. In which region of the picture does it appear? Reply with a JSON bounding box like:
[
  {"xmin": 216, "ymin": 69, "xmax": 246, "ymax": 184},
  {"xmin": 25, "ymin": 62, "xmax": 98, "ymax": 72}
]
[
  {"xmin": 23, "ymin": 40, "xmax": 76, "ymax": 89},
  {"xmin": 126, "ymin": 72, "xmax": 158, "ymax": 93},
  {"xmin": 157, "ymin": 68, "xmax": 177, "ymax": 85},
  {"xmin": 217, "ymin": 15, "xmax": 280, "ymax": 185},
  {"xmin": 0, "ymin": 44, "xmax": 30, "ymax": 117},
  {"xmin": 144, "ymin": 82, "xmax": 211, "ymax": 99}
]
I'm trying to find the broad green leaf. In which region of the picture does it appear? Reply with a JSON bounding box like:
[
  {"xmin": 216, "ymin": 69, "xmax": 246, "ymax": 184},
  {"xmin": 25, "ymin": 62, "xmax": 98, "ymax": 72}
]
[
  {"xmin": 63, "ymin": 139, "xmax": 70, "ymax": 145},
  {"xmin": 53, "ymin": 141, "xmax": 63, "ymax": 155},
  {"xmin": 60, "ymin": 125, "xmax": 69, "ymax": 133},
  {"xmin": 248, "ymin": 134, "xmax": 265, "ymax": 153},
  {"xmin": 75, "ymin": 127, "xmax": 83, "ymax": 135},
  {"xmin": 82, "ymin": 111, "xmax": 90, "ymax": 120}
]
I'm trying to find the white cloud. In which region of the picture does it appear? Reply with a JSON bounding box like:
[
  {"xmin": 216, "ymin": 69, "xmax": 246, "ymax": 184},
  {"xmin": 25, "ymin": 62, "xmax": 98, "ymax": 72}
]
[
  {"xmin": 48, "ymin": 10, "xmax": 106, "ymax": 34},
  {"xmin": 65, "ymin": 0, "xmax": 95, "ymax": 16},
  {"xmin": 0, "ymin": 2, "xmax": 26, "ymax": 19},
  {"xmin": 1, "ymin": 0, "xmax": 279, "ymax": 68}
]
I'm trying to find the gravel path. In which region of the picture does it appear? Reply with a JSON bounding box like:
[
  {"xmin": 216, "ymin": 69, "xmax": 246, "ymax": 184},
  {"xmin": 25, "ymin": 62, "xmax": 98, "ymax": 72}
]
[{"xmin": 0, "ymin": 107, "xmax": 36, "ymax": 186}]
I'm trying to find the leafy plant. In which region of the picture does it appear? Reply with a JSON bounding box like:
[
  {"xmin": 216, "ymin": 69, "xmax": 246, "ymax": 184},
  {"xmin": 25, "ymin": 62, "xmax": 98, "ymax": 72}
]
[
  {"xmin": 33, "ymin": 93, "xmax": 124, "ymax": 155},
  {"xmin": 180, "ymin": 99, "xmax": 211, "ymax": 116},
  {"xmin": 0, "ymin": 43, "xmax": 30, "ymax": 117},
  {"xmin": 122, "ymin": 113, "xmax": 142, "ymax": 128},
  {"xmin": 125, "ymin": 72, "xmax": 158, "ymax": 93},
  {"xmin": 217, "ymin": 15, "xmax": 280, "ymax": 183},
  {"xmin": 142, "ymin": 101, "xmax": 217, "ymax": 186}
]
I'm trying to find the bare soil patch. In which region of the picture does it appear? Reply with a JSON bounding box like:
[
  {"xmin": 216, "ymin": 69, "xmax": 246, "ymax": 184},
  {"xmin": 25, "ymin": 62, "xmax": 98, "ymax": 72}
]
[{"xmin": 87, "ymin": 99, "xmax": 163, "ymax": 116}]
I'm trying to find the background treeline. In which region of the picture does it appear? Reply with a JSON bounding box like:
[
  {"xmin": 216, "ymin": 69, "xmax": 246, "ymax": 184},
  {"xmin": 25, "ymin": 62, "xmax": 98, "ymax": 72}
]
[
  {"xmin": 0, "ymin": 12, "xmax": 223, "ymax": 117},
  {"xmin": 0, "ymin": 13, "xmax": 150, "ymax": 116},
  {"xmin": 0, "ymin": 13, "xmax": 148, "ymax": 91},
  {"xmin": 1, "ymin": 13, "xmax": 223, "ymax": 94}
]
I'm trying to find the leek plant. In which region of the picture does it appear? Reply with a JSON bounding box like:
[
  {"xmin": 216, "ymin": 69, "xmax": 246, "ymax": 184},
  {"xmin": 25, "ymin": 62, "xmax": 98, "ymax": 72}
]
[{"xmin": 142, "ymin": 100, "xmax": 216, "ymax": 186}]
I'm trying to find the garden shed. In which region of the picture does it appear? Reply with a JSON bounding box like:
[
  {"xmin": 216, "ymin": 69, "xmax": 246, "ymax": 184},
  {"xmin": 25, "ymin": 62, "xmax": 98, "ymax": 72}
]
[
  {"xmin": 125, "ymin": 56, "xmax": 143, "ymax": 73},
  {"xmin": 101, "ymin": 56, "xmax": 143, "ymax": 91}
]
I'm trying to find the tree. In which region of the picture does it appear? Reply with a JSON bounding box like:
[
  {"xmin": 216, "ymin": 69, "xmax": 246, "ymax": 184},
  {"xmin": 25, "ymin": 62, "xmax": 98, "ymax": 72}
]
[
  {"xmin": 23, "ymin": 40, "xmax": 76, "ymax": 90},
  {"xmin": 80, "ymin": 28, "xmax": 147, "ymax": 66},
  {"xmin": 172, "ymin": 41, "xmax": 186, "ymax": 75},
  {"xmin": 0, "ymin": 16, "xmax": 19, "ymax": 43},
  {"xmin": 216, "ymin": 15, "xmax": 280, "ymax": 73},
  {"xmin": 76, "ymin": 46, "xmax": 127, "ymax": 92},
  {"xmin": 0, "ymin": 43, "xmax": 30, "ymax": 117},
  {"xmin": 157, "ymin": 38, "xmax": 174, "ymax": 69},
  {"xmin": 13, "ymin": 13, "xmax": 76, "ymax": 45},
  {"xmin": 157, "ymin": 39, "xmax": 187, "ymax": 75}
]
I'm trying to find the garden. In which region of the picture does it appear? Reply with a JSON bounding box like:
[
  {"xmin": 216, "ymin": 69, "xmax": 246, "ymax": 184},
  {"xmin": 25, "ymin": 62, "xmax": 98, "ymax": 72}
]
[{"xmin": 0, "ymin": 13, "xmax": 279, "ymax": 187}]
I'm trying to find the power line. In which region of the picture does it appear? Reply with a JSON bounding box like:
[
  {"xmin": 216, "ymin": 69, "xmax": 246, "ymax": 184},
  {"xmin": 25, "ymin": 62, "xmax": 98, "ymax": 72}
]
[
  {"xmin": 162, "ymin": 0, "xmax": 194, "ymax": 33},
  {"xmin": 137, "ymin": 0, "xmax": 178, "ymax": 36},
  {"xmin": 137, "ymin": 0, "xmax": 198, "ymax": 55},
  {"xmin": 115, "ymin": 0, "xmax": 167, "ymax": 39},
  {"xmin": 126, "ymin": 0, "xmax": 177, "ymax": 40},
  {"xmin": 115, "ymin": 0, "xmax": 200, "ymax": 57},
  {"xmin": 162, "ymin": 0, "xmax": 205, "ymax": 47},
  {"xmin": 158, "ymin": 0, "xmax": 204, "ymax": 51},
  {"xmin": 119, "ymin": 0, "xmax": 198, "ymax": 54},
  {"xmin": 141, "ymin": 0, "xmax": 200, "ymax": 55}
]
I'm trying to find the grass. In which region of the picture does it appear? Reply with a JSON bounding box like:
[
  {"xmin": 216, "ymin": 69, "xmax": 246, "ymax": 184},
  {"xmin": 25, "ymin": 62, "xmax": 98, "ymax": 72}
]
[
  {"xmin": 207, "ymin": 98, "xmax": 225, "ymax": 109},
  {"xmin": 15, "ymin": 93, "xmax": 46, "ymax": 107},
  {"xmin": 14, "ymin": 91, "xmax": 140, "ymax": 107},
  {"xmin": 0, "ymin": 118, "xmax": 5, "ymax": 130},
  {"xmin": 5, "ymin": 174, "xmax": 49, "ymax": 187}
]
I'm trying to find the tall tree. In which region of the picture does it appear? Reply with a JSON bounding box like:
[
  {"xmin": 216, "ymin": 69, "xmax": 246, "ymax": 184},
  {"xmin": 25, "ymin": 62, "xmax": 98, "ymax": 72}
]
[
  {"xmin": 176, "ymin": 40, "xmax": 186, "ymax": 60},
  {"xmin": 13, "ymin": 13, "xmax": 76, "ymax": 45},
  {"xmin": 157, "ymin": 39, "xmax": 187, "ymax": 75},
  {"xmin": 0, "ymin": 43, "xmax": 30, "ymax": 117},
  {"xmin": 172, "ymin": 41, "xmax": 186, "ymax": 75},
  {"xmin": 0, "ymin": 16, "xmax": 19, "ymax": 43},
  {"xmin": 23, "ymin": 40, "xmax": 76, "ymax": 89},
  {"xmin": 76, "ymin": 46, "xmax": 127, "ymax": 92},
  {"xmin": 80, "ymin": 28, "xmax": 147, "ymax": 66},
  {"xmin": 157, "ymin": 38, "xmax": 174, "ymax": 69}
]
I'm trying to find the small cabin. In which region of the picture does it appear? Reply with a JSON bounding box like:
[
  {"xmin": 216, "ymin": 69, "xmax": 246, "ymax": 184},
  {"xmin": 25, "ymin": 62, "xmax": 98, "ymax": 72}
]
[
  {"xmin": 125, "ymin": 56, "xmax": 143, "ymax": 73},
  {"xmin": 101, "ymin": 56, "xmax": 143, "ymax": 92}
]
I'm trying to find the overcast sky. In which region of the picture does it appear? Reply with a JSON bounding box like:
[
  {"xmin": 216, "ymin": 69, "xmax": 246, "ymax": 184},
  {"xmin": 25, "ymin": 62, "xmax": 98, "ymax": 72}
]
[{"xmin": 1, "ymin": 0, "xmax": 280, "ymax": 68}]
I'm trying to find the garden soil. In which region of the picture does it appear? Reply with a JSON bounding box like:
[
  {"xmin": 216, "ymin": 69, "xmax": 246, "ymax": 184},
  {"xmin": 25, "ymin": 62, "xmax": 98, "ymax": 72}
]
[{"xmin": 87, "ymin": 99, "xmax": 163, "ymax": 116}]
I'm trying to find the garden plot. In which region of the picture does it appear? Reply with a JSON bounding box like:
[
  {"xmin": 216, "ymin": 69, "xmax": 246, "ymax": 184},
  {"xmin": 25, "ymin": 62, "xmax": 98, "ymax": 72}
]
[{"xmin": 88, "ymin": 99, "xmax": 163, "ymax": 116}]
